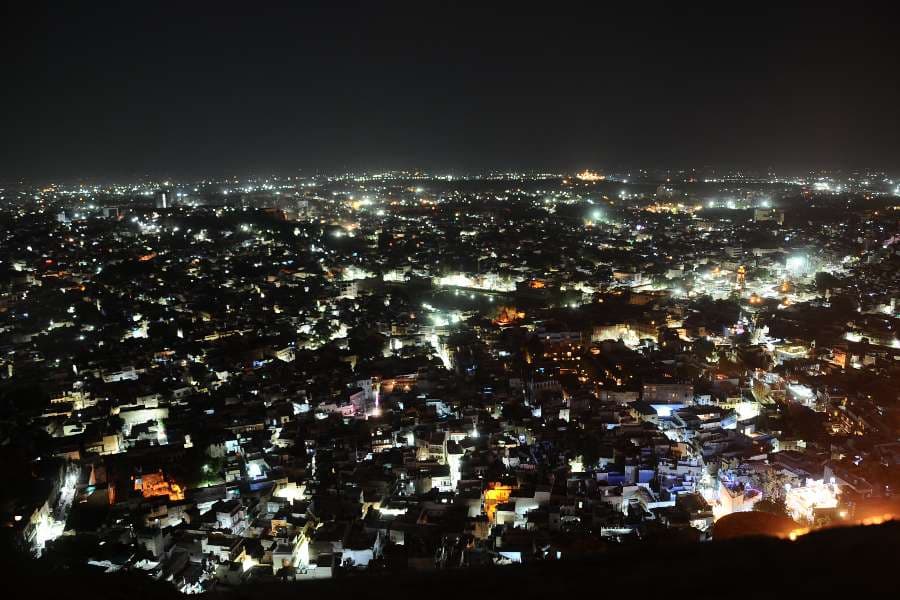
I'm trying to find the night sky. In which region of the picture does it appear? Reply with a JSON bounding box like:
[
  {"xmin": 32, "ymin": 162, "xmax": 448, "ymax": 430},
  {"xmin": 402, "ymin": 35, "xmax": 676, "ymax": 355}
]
[{"xmin": 2, "ymin": 2, "xmax": 898, "ymax": 181}]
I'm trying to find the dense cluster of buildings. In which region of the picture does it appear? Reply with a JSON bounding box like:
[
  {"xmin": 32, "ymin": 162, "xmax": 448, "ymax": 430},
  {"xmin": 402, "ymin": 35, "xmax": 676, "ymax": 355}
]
[{"xmin": 1, "ymin": 170, "xmax": 898, "ymax": 592}]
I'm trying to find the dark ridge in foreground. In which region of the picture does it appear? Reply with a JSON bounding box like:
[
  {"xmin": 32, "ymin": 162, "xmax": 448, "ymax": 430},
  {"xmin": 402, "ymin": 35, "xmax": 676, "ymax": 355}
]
[{"xmin": 9, "ymin": 522, "xmax": 899, "ymax": 599}]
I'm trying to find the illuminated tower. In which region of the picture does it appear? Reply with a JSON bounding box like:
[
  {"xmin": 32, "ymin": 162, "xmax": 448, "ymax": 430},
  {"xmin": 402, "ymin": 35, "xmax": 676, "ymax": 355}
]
[{"xmin": 736, "ymin": 265, "xmax": 746, "ymax": 290}]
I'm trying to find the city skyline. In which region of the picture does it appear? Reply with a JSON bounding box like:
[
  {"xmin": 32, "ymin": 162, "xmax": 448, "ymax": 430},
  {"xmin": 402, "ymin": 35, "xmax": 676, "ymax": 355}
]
[{"xmin": 2, "ymin": 3, "xmax": 899, "ymax": 595}]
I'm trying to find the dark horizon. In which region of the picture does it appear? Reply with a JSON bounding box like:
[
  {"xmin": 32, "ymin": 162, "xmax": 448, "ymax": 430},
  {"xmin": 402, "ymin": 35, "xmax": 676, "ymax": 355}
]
[{"xmin": 2, "ymin": 2, "xmax": 898, "ymax": 181}]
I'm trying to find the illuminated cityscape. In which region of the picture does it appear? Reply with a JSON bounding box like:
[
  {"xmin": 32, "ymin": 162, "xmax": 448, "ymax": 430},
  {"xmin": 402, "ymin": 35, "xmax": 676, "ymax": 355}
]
[{"xmin": 1, "ymin": 3, "xmax": 899, "ymax": 597}]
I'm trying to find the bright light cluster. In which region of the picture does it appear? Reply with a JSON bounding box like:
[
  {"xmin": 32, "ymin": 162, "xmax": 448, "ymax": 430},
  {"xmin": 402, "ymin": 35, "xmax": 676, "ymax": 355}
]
[{"xmin": 785, "ymin": 479, "xmax": 839, "ymax": 523}]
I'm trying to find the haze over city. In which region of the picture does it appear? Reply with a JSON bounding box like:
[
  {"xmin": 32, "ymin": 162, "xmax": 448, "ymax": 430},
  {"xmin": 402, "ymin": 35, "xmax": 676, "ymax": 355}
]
[{"xmin": 2, "ymin": 2, "xmax": 899, "ymax": 180}]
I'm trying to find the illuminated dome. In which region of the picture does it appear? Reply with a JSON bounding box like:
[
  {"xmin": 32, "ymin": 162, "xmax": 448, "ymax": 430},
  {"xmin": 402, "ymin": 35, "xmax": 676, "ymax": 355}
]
[{"xmin": 712, "ymin": 511, "xmax": 800, "ymax": 540}]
